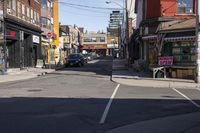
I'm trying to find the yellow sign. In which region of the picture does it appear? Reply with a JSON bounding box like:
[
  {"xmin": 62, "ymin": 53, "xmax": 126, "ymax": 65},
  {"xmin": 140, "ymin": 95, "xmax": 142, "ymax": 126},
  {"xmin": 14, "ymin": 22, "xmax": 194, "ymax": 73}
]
[{"xmin": 64, "ymin": 37, "xmax": 70, "ymax": 43}]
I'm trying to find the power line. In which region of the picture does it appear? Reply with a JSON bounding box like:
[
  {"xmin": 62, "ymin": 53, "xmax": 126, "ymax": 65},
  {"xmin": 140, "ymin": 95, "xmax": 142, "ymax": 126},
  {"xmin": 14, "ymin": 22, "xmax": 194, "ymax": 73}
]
[
  {"xmin": 59, "ymin": 3, "xmax": 111, "ymax": 14},
  {"xmin": 58, "ymin": 1, "xmax": 122, "ymax": 10}
]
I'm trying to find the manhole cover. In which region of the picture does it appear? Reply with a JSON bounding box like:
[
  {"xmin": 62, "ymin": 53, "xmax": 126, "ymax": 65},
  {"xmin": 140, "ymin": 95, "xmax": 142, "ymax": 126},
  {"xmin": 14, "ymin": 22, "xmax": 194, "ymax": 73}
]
[{"xmin": 28, "ymin": 89, "xmax": 42, "ymax": 92}]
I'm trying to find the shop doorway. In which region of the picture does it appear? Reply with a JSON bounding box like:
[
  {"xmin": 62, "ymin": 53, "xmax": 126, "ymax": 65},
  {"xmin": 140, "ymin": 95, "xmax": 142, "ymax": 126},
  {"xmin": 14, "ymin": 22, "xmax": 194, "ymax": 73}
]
[
  {"xmin": 7, "ymin": 40, "xmax": 20, "ymax": 68},
  {"xmin": 32, "ymin": 45, "xmax": 37, "ymax": 67}
]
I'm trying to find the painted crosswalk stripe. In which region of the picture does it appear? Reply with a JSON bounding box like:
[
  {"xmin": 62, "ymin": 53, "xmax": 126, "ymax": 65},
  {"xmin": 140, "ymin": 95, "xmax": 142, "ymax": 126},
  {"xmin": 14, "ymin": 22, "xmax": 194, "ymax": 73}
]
[
  {"xmin": 99, "ymin": 84, "xmax": 120, "ymax": 124},
  {"xmin": 172, "ymin": 88, "xmax": 200, "ymax": 108}
]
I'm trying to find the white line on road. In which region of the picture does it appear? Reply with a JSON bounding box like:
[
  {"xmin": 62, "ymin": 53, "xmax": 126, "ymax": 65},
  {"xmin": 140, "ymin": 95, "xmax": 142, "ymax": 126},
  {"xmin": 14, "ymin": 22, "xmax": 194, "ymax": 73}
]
[
  {"xmin": 172, "ymin": 88, "xmax": 200, "ymax": 108},
  {"xmin": 99, "ymin": 84, "xmax": 120, "ymax": 124}
]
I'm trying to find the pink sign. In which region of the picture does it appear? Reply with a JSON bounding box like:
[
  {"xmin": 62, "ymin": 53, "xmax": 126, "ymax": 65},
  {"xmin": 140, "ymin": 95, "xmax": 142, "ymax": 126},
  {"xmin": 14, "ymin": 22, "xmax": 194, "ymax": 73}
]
[{"xmin": 158, "ymin": 56, "xmax": 173, "ymax": 66}]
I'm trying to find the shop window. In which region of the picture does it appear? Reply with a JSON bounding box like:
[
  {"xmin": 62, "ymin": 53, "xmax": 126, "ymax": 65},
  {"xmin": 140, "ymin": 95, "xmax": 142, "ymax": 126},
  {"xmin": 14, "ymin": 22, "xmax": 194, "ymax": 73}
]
[
  {"xmin": 177, "ymin": 0, "xmax": 194, "ymax": 14},
  {"xmin": 174, "ymin": 56, "xmax": 181, "ymax": 62},
  {"xmin": 172, "ymin": 42, "xmax": 195, "ymax": 66},
  {"xmin": 172, "ymin": 48, "xmax": 180, "ymax": 54}
]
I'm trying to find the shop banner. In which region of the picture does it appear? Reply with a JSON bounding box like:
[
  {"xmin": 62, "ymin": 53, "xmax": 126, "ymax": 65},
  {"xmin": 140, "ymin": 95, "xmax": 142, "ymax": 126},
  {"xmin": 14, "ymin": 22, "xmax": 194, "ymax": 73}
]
[{"xmin": 158, "ymin": 56, "xmax": 173, "ymax": 66}]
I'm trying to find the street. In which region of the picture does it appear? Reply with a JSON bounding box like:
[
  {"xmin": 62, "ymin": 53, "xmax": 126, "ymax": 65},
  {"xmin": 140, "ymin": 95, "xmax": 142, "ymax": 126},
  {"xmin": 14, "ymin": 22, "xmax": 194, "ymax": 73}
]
[{"xmin": 0, "ymin": 57, "xmax": 200, "ymax": 133}]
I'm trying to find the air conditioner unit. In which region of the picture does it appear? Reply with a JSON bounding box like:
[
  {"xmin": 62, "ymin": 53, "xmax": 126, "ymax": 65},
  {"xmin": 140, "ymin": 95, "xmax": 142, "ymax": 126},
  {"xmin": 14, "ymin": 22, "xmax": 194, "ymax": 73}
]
[{"xmin": 7, "ymin": 9, "xmax": 12, "ymax": 14}]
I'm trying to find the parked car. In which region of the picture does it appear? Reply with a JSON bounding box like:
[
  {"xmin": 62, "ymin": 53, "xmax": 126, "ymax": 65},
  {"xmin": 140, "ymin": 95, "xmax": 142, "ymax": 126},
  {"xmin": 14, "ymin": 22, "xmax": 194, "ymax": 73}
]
[
  {"xmin": 83, "ymin": 53, "xmax": 93, "ymax": 61},
  {"xmin": 66, "ymin": 53, "xmax": 85, "ymax": 67},
  {"xmin": 82, "ymin": 54, "xmax": 88, "ymax": 64}
]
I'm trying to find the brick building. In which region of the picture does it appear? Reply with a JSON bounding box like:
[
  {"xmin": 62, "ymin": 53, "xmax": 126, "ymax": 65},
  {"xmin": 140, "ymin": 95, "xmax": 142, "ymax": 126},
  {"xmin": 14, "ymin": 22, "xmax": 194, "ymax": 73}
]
[
  {"xmin": 2, "ymin": 0, "xmax": 42, "ymax": 69},
  {"xmin": 133, "ymin": 0, "xmax": 196, "ymax": 79},
  {"xmin": 83, "ymin": 32, "xmax": 107, "ymax": 56}
]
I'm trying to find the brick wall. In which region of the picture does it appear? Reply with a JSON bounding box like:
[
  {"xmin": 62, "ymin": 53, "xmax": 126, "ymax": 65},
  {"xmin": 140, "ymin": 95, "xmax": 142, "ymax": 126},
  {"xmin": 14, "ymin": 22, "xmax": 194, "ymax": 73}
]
[
  {"xmin": 146, "ymin": 0, "xmax": 161, "ymax": 19},
  {"xmin": 5, "ymin": 0, "xmax": 41, "ymax": 30},
  {"xmin": 0, "ymin": 0, "xmax": 3, "ymax": 11},
  {"xmin": 145, "ymin": 0, "xmax": 196, "ymax": 19}
]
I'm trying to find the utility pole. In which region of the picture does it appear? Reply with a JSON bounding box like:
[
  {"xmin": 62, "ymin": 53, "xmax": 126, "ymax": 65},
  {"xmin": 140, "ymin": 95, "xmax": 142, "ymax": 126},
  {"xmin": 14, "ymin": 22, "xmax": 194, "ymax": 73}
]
[
  {"xmin": 196, "ymin": 0, "xmax": 200, "ymax": 83},
  {"xmin": 2, "ymin": 0, "xmax": 7, "ymax": 73},
  {"xmin": 125, "ymin": 0, "xmax": 129, "ymax": 65}
]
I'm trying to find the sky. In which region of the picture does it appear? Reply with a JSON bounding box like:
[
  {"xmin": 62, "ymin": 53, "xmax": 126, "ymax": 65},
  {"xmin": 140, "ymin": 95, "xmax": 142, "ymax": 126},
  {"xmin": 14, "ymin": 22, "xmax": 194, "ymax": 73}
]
[{"xmin": 59, "ymin": 0, "xmax": 123, "ymax": 32}]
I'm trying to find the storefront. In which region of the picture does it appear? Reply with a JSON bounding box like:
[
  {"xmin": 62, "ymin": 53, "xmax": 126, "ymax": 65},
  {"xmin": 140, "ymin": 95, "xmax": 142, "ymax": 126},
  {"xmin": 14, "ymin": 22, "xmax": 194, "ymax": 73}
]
[
  {"xmin": 161, "ymin": 34, "xmax": 196, "ymax": 79},
  {"xmin": 5, "ymin": 20, "xmax": 42, "ymax": 68}
]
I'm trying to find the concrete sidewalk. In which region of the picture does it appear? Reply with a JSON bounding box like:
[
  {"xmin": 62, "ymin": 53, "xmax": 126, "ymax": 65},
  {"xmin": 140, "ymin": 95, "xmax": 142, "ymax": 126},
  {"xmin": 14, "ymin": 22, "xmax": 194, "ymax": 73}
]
[
  {"xmin": 0, "ymin": 67, "xmax": 56, "ymax": 83},
  {"xmin": 109, "ymin": 59, "xmax": 200, "ymax": 133},
  {"xmin": 111, "ymin": 59, "xmax": 199, "ymax": 89}
]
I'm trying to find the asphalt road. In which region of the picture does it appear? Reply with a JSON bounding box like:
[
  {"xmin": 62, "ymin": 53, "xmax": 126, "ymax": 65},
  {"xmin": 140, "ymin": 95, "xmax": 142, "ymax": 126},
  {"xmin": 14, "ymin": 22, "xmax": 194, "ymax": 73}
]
[{"xmin": 0, "ymin": 56, "xmax": 199, "ymax": 133}]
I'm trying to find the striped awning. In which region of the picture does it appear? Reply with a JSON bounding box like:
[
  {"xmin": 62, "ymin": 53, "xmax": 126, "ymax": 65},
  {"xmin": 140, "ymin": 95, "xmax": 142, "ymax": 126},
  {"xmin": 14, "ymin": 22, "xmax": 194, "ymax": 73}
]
[
  {"xmin": 41, "ymin": 42, "xmax": 49, "ymax": 46},
  {"xmin": 142, "ymin": 35, "xmax": 157, "ymax": 41},
  {"xmin": 164, "ymin": 36, "xmax": 196, "ymax": 42}
]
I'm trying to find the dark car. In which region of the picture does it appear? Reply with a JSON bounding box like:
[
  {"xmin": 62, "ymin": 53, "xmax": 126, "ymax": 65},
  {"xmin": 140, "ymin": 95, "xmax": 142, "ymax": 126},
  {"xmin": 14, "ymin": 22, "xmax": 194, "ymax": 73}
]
[{"xmin": 66, "ymin": 53, "xmax": 85, "ymax": 67}]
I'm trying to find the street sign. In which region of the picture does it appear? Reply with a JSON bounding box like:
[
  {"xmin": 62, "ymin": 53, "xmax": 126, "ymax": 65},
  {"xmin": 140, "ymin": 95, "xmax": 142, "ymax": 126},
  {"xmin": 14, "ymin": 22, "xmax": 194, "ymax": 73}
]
[{"xmin": 47, "ymin": 32, "xmax": 52, "ymax": 39}]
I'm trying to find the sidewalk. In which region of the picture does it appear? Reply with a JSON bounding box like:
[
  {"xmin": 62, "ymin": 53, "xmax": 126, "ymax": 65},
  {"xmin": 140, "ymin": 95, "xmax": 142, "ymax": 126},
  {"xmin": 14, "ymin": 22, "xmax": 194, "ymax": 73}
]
[
  {"xmin": 0, "ymin": 66, "xmax": 62, "ymax": 83},
  {"xmin": 108, "ymin": 59, "xmax": 200, "ymax": 133},
  {"xmin": 111, "ymin": 59, "xmax": 199, "ymax": 89}
]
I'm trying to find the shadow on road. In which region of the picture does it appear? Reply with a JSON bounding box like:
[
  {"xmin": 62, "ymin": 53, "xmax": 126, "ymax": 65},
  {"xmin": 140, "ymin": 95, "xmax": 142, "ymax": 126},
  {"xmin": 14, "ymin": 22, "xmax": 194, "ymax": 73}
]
[{"xmin": 0, "ymin": 97, "xmax": 199, "ymax": 133}]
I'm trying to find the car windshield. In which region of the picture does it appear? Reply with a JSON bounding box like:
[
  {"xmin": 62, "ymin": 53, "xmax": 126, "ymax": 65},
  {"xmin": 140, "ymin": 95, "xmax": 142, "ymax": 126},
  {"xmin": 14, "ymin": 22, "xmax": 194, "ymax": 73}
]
[{"xmin": 68, "ymin": 54, "xmax": 79, "ymax": 59}]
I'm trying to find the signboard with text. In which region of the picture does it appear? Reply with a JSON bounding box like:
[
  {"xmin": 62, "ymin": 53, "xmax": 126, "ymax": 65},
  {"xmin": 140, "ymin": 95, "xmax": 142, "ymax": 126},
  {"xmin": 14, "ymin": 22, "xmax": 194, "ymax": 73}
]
[{"xmin": 158, "ymin": 56, "xmax": 173, "ymax": 66}]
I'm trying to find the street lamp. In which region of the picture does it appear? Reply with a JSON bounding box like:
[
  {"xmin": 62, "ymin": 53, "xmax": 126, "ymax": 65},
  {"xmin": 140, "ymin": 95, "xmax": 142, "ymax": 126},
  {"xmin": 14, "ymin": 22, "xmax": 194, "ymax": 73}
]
[
  {"xmin": 105, "ymin": 1, "xmax": 124, "ymax": 9},
  {"xmin": 106, "ymin": 0, "xmax": 129, "ymax": 60}
]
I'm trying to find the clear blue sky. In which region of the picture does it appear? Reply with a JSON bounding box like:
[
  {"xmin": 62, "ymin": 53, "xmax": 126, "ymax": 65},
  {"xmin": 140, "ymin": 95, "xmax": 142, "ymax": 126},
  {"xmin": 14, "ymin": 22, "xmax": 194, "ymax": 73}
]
[{"xmin": 59, "ymin": 0, "xmax": 123, "ymax": 32}]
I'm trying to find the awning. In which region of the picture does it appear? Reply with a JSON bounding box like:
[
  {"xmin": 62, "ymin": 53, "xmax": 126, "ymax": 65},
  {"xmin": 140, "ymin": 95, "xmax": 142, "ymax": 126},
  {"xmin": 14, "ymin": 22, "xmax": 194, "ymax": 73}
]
[
  {"xmin": 164, "ymin": 36, "xmax": 195, "ymax": 42},
  {"xmin": 41, "ymin": 42, "xmax": 49, "ymax": 46},
  {"xmin": 142, "ymin": 35, "xmax": 157, "ymax": 41}
]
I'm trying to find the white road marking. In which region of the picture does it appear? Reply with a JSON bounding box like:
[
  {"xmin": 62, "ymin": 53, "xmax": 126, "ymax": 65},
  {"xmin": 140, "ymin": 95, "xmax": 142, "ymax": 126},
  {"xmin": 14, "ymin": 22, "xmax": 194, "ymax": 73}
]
[
  {"xmin": 172, "ymin": 88, "xmax": 200, "ymax": 108},
  {"xmin": 99, "ymin": 84, "xmax": 120, "ymax": 124}
]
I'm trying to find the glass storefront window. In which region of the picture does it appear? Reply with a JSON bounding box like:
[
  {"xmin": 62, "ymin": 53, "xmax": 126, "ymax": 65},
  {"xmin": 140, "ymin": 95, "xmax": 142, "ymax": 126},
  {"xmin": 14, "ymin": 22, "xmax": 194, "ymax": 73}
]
[
  {"xmin": 172, "ymin": 48, "xmax": 180, "ymax": 54},
  {"xmin": 174, "ymin": 56, "xmax": 181, "ymax": 62},
  {"xmin": 163, "ymin": 41, "xmax": 195, "ymax": 66},
  {"xmin": 191, "ymin": 55, "xmax": 196, "ymax": 62}
]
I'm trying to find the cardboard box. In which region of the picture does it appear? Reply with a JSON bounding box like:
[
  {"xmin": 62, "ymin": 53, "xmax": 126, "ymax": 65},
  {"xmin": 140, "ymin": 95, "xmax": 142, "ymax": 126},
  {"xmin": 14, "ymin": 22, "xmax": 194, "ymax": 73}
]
[
  {"xmin": 188, "ymin": 69, "xmax": 194, "ymax": 76},
  {"xmin": 171, "ymin": 71, "xmax": 176, "ymax": 78},
  {"xmin": 177, "ymin": 69, "xmax": 183, "ymax": 78}
]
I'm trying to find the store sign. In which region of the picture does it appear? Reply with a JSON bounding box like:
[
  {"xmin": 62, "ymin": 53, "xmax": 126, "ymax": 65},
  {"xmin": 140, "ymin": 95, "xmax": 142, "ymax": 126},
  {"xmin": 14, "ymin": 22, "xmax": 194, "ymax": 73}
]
[
  {"xmin": 63, "ymin": 37, "xmax": 70, "ymax": 43},
  {"xmin": 158, "ymin": 56, "xmax": 173, "ymax": 66},
  {"xmin": 33, "ymin": 35, "xmax": 40, "ymax": 44},
  {"xmin": 64, "ymin": 44, "xmax": 71, "ymax": 49}
]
